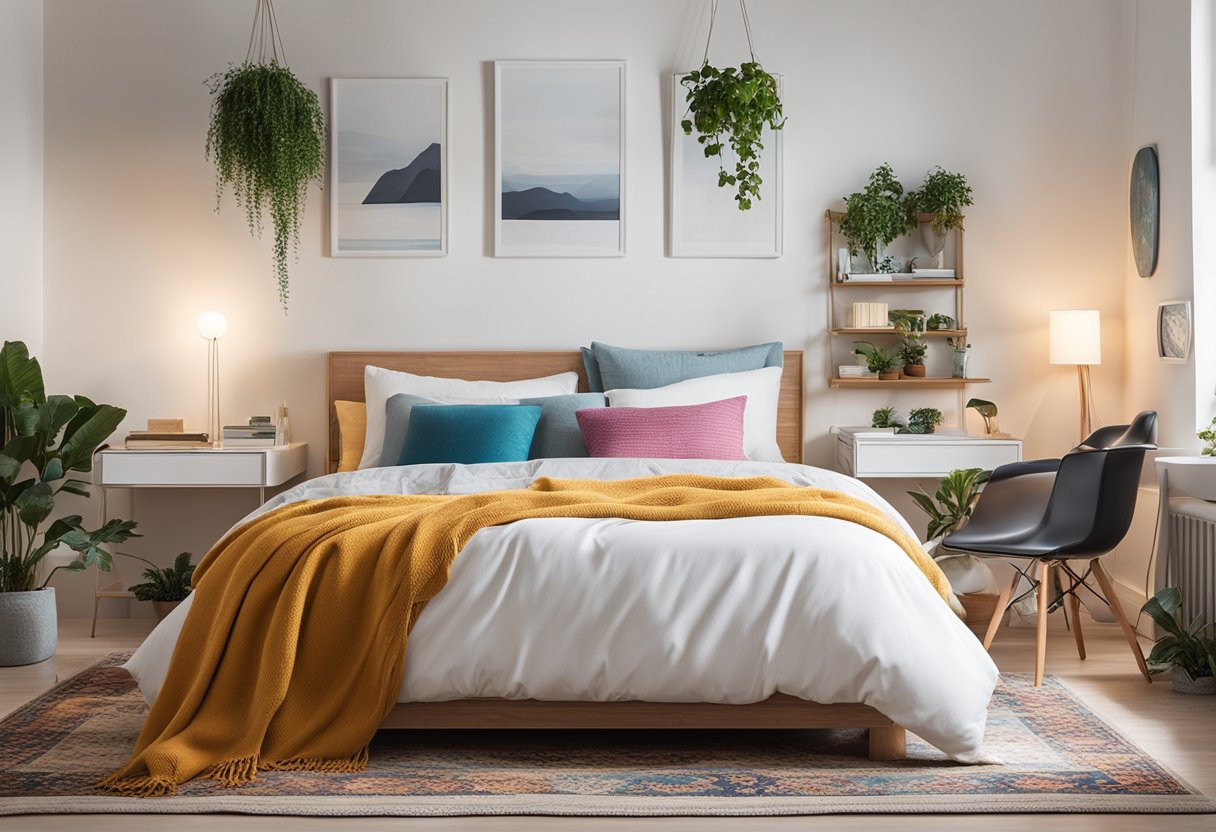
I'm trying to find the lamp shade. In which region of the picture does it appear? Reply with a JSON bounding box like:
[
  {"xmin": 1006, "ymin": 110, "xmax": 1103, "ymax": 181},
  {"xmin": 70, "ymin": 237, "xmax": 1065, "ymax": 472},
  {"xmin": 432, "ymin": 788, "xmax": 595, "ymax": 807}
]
[
  {"xmin": 196, "ymin": 310, "xmax": 228, "ymax": 340},
  {"xmin": 1049, "ymin": 310, "xmax": 1101, "ymax": 365}
]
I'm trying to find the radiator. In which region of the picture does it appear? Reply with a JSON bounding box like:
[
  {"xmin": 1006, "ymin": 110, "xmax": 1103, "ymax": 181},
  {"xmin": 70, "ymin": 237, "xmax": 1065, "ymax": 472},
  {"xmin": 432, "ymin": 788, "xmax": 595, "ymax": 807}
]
[{"xmin": 1168, "ymin": 508, "xmax": 1216, "ymax": 631}]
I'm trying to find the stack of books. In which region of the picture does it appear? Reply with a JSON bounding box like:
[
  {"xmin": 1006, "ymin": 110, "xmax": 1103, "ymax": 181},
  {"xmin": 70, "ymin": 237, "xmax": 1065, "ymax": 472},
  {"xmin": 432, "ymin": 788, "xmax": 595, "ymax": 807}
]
[
  {"xmin": 125, "ymin": 430, "xmax": 210, "ymax": 449},
  {"xmin": 223, "ymin": 416, "xmax": 277, "ymax": 448},
  {"xmin": 838, "ymin": 365, "xmax": 878, "ymax": 379},
  {"xmin": 851, "ymin": 302, "xmax": 891, "ymax": 329}
]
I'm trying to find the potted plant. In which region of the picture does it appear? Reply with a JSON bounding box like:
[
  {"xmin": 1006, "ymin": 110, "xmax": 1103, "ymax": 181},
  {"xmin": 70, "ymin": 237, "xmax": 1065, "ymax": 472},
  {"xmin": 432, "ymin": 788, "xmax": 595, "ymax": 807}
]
[
  {"xmin": 853, "ymin": 341, "xmax": 902, "ymax": 381},
  {"xmin": 908, "ymin": 467, "xmax": 997, "ymax": 632},
  {"xmin": 839, "ymin": 164, "xmax": 918, "ymax": 272},
  {"xmin": 127, "ymin": 552, "xmax": 196, "ymax": 621},
  {"xmin": 926, "ymin": 313, "xmax": 955, "ymax": 331},
  {"xmin": 871, "ymin": 406, "xmax": 905, "ymax": 431},
  {"xmin": 0, "ymin": 341, "xmax": 138, "ymax": 666},
  {"xmin": 906, "ymin": 407, "xmax": 944, "ymax": 435},
  {"xmin": 899, "ymin": 339, "xmax": 928, "ymax": 378},
  {"xmin": 888, "ymin": 308, "xmax": 925, "ymax": 335},
  {"xmin": 1141, "ymin": 586, "xmax": 1216, "ymax": 694},
  {"xmin": 910, "ymin": 166, "xmax": 973, "ymax": 267},
  {"xmin": 1199, "ymin": 417, "xmax": 1216, "ymax": 456},
  {"xmin": 206, "ymin": 2, "xmax": 325, "ymax": 311},
  {"xmin": 680, "ymin": 61, "xmax": 784, "ymax": 211}
]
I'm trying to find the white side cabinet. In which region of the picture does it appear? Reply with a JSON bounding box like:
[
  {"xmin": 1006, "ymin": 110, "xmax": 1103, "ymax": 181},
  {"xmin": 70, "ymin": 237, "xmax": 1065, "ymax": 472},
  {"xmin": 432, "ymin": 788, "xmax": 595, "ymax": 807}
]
[{"xmin": 833, "ymin": 427, "xmax": 1022, "ymax": 478}]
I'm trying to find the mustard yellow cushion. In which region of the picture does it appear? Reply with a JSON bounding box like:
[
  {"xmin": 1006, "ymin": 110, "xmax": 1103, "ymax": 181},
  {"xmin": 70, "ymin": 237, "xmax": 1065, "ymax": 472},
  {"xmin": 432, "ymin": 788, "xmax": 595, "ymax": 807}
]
[{"xmin": 334, "ymin": 400, "xmax": 366, "ymax": 472}]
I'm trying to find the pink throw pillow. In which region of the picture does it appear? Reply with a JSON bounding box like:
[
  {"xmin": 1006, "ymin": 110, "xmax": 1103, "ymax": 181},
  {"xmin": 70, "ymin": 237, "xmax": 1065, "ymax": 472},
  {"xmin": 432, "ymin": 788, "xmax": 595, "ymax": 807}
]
[{"xmin": 575, "ymin": 396, "xmax": 748, "ymax": 460}]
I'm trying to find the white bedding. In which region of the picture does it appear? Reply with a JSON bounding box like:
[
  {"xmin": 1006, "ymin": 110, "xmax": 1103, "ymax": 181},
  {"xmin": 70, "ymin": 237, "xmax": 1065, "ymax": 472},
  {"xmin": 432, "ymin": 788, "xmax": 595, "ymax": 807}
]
[{"xmin": 125, "ymin": 458, "xmax": 998, "ymax": 762}]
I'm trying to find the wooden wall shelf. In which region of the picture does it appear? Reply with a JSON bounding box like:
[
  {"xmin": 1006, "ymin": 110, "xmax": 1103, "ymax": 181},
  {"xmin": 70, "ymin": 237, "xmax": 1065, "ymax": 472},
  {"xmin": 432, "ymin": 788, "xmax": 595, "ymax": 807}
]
[
  {"xmin": 833, "ymin": 328, "xmax": 967, "ymax": 338},
  {"xmin": 834, "ymin": 280, "xmax": 963, "ymax": 288},
  {"xmin": 829, "ymin": 377, "xmax": 990, "ymax": 389}
]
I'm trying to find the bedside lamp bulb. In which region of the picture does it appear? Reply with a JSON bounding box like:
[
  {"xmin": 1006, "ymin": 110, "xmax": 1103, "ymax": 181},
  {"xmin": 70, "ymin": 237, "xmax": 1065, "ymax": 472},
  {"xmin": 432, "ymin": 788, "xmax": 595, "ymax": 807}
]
[{"xmin": 197, "ymin": 311, "xmax": 228, "ymax": 341}]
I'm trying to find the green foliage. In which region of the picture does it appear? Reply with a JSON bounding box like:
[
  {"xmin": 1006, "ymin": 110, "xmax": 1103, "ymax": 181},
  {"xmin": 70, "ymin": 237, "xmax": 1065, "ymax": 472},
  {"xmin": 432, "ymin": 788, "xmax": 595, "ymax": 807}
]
[
  {"xmin": 128, "ymin": 552, "xmax": 196, "ymax": 603},
  {"xmin": 871, "ymin": 406, "xmax": 905, "ymax": 430},
  {"xmin": 0, "ymin": 341, "xmax": 139, "ymax": 593},
  {"xmin": 206, "ymin": 61, "xmax": 325, "ymax": 311},
  {"xmin": 852, "ymin": 341, "xmax": 901, "ymax": 374},
  {"xmin": 1142, "ymin": 586, "xmax": 1216, "ymax": 680},
  {"xmin": 838, "ymin": 163, "xmax": 918, "ymax": 268},
  {"xmin": 680, "ymin": 62, "xmax": 785, "ymax": 211},
  {"xmin": 1198, "ymin": 417, "xmax": 1216, "ymax": 457},
  {"xmin": 906, "ymin": 407, "xmax": 944, "ymax": 435},
  {"xmin": 910, "ymin": 166, "xmax": 973, "ymax": 235},
  {"xmin": 926, "ymin": 313, "xmax": 955, "ymax": 331},
  {"xmin": 908, "ymin": 467, "xmax": 991, "ymax": 542},
  {"xmin": 898, "ymin": 338, "xmax": 928, "ymax": 365},
  {"xmin": 888, "ymin": 308, "xmax": 925, "ymax": 335}
]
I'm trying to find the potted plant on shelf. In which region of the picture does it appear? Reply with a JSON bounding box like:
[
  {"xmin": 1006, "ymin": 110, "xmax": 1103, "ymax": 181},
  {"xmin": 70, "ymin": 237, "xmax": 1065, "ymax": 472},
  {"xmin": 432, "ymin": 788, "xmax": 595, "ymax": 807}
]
[
  {"xmin": 926, "ymin": 313, "xmax": 956, "ymax": 331},
  {"xmin": 0, "ymin": 341, "xmax": 138, "ymax": 666},
  {"xmin": 1141, "ymin": 586, "xmax": 1216, "ymax": 694},
  {"xmin": 871, "ymin": 406, "xmax": 905, "ymax": 431},
  {"xmin": 908, "ymin": 467, "xmax": 998, "ymax": 633},
  {"xmin": 127, "ymin": 552, "xmax": 196, "ymax": 622},
  {"xmin": 853, "ymin": 341, "xmax": 902, "ymax": 381},
  {"xmin": 839, "ymin": 164, "xmax": 918, "ymax": 273},
  {"xmin": 910, "ymin": 166, "xmax": 973, "ymax": 268},
  {"xmin": 899, "ymin": 339, "xmax": 929, "ymax": 378}
]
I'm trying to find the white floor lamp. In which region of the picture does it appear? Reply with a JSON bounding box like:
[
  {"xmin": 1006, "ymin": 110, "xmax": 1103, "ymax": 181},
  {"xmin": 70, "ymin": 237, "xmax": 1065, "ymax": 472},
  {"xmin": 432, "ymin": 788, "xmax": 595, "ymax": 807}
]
[
  {"xmin": 1049, "ymin": 310, "xmax": 1101, "ymax": 443},
  {"xmin": 197, "ymin": 311, "xmax": 228, "ymax": 448}
]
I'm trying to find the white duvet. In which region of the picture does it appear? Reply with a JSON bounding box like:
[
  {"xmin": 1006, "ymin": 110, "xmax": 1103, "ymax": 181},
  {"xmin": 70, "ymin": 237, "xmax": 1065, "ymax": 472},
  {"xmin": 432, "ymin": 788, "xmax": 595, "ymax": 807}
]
[{"xmin": 125, "ymin": 458, "xmax": 998, "ymax": 762}]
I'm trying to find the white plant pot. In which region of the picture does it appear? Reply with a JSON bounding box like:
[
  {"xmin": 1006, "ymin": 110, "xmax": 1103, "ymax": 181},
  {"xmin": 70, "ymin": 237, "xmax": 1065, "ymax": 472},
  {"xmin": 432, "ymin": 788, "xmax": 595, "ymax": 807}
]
[
  {"xmin": 1170, "ymin": 667, "xmax": 1216, "ymax": 695},
  {"xmin": 0, "ymin": 587, "xmax": 57, "ymax": 666}
]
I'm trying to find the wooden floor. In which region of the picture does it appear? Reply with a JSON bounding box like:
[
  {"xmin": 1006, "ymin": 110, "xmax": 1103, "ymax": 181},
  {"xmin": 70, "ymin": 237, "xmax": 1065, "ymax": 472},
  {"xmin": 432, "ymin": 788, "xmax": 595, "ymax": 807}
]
[{"xmin": 2, "ymin": 617, "xmax": 1214, "ymax": 831}]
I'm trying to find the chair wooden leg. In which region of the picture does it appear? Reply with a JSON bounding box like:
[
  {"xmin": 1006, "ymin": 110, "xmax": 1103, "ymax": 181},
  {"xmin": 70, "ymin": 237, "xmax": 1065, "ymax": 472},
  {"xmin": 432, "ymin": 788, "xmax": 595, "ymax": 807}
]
[
  {"xmin": 90, "ymin": 594, "xmax": 100, "ymax": 639},
  {"xmin": 983, "ymin": 568, "xmax": 1019, "ymax": 651},
  {"xmin": 1035, "ymin": 559, "xmax": 1051, "ymax": 687},
  {"xmin": 1091, "ymin": 559, "xmax": 1152, "ymax": 683},
  {"xmin": 1052, "ymin": 565, "xmax": 1070, "ymax": 632},
  {"xmin": 1067, "ymin": 580, "xmax": 1086, "ymax": 660}
]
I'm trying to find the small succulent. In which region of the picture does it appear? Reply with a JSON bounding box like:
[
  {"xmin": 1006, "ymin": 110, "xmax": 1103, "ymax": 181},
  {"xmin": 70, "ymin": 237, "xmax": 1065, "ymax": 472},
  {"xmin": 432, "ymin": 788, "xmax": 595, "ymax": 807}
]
[
  {"xmin": 871, "ymin": 406, "xmax": 905, "ymax": 430},
  {"xmin": 907, "ymin": 407, "xmax": 944, "ymax": 435}
]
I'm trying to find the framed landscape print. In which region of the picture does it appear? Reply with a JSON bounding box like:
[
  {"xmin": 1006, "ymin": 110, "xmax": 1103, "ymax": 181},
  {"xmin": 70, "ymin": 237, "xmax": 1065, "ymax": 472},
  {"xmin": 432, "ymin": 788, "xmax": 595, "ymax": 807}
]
[
  {"xmin": 1157, "ymin": 300, "xmax": 1191, "ymax": 363},
  {"xmin": 495, "ymin": 60, "xmax": 625, "ymax": 257},
  {"xmin": 670, "ymin": 74, "xmax": 782, "ymax": 258},
  {"xmin": 330, "ymin": 78, "xmax": 448, "ymax": 256}
]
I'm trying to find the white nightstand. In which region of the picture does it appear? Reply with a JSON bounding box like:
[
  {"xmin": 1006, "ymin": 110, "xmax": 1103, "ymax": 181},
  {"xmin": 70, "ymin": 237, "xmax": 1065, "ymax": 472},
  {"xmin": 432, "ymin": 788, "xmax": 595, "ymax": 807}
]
[
  {"xmin": 832, "ymin": 427, "xmax": 1023, "ymax": 478},
  {"xmin": 90, "ymin": 443, "xmax": 308, "ymax": 635}
]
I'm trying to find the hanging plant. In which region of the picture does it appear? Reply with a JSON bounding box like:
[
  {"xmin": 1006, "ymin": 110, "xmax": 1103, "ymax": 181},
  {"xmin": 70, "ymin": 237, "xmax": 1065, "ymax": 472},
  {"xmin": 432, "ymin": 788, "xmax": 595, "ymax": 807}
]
[
  {"xmin": 205, "ymin": 0, "xmax": 324, "ymax": 311},
  {"xmin": 680, "ymin": 0, "xmax": 785, "ymax": 211}
]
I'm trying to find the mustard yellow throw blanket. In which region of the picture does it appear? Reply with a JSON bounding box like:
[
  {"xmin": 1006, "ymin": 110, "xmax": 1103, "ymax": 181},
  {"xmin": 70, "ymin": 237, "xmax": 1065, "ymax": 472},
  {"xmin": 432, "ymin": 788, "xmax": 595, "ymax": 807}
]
[{"xmin": 101, "ymin": 475, "xmax": 955, "ymax": 797}]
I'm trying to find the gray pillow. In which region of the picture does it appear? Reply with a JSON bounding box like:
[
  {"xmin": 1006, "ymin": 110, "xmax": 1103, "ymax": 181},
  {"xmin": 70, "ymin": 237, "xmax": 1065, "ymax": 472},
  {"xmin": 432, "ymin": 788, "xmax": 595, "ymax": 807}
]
[
  {"xmin": 518, "ymin": 393, "xmax": 607, "ymax": 459},
  {"xmin": 379, "ymin": 393, "xmax": 442, "ymax": 467},
  {"xmin": 582, "ymin": 342, "xmax": 784, "ymax": 392}
]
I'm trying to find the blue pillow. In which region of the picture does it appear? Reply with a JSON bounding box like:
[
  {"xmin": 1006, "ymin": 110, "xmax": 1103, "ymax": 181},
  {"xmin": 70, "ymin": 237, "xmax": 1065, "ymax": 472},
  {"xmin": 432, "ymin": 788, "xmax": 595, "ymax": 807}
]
[
  {"xmin": 398, "ymin": 404, "xmax": 542, "ymax": 466},
  {"xmin": 380, "ymin": 392, "xmax": 442, "ymax": 467},
  {"xmin": 518, "ymin": 393, "xmax": 607, "ymax": 459},
  {"xmin": 582, "ymin": 342, "xmax": 784, "ymax": 392}
]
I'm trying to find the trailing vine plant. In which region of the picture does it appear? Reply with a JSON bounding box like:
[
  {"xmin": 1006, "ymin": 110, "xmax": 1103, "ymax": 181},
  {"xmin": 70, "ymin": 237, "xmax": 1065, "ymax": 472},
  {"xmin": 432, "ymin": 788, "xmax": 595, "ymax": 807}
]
[
  {"xmin": 205, "ymin": 0, "xmax": 325, "ymax": 311},
  {"xmin": 680, "ymin": 0, "xmax": 785, "ymax": 210}
]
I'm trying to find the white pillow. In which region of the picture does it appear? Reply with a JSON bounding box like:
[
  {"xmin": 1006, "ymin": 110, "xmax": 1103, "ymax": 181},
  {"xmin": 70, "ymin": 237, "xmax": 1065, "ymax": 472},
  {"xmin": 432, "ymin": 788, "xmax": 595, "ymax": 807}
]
[
  {"xmin": 605, "ymin": 366, "xmax": 784, "ymax": 462},
  {"xmin": 357, "ymin": 366, "xmax": 579, "ymax": 470}
]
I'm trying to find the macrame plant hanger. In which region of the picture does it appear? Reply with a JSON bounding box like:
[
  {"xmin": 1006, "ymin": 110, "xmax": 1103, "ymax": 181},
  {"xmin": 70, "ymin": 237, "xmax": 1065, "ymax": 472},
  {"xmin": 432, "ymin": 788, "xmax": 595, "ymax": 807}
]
[
  {"xmin": 701, "ymin": 0, "xmax": 759, "ymax": 66},
  {"xmin": 246, "ymin": 0, "xmax": 287, "ymax": 65}
]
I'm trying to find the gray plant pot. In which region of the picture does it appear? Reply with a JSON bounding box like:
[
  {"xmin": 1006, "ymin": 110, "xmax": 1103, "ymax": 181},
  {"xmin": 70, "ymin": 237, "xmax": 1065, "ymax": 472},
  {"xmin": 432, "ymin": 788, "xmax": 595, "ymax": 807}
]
[
  {"xmin": 0, "ymin": 587, "xmax": 58, "ymax": 666},
  {"xmin": 1170, "ymin": 667, "xmax": 1216, "ymax": 695}
]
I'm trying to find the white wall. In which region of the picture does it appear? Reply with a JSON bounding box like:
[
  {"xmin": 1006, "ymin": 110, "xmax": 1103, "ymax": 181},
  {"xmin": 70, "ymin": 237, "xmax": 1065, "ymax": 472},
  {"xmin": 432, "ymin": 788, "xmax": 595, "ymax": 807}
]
[
  {"xmin": 0, "ymin": 0, "xmax": 44, "ymax": 353},
  {"xmin": 40, "ymin": 0, "xmax": 1135, "ymax": 616}
]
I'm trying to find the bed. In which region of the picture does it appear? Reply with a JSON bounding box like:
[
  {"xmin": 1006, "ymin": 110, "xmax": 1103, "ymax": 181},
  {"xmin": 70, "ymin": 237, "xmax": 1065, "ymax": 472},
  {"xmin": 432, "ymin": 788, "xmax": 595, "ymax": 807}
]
[{"xmin": 125, "ymin": 350, "xmax": 998, "ymax": 764}]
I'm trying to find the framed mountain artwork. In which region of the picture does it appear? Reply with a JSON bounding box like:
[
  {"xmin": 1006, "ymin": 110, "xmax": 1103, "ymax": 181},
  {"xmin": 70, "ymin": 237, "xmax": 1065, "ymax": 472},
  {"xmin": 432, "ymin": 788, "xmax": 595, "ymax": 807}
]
[
  {"xmin": 330, "ymin": 78, "xmax": 448, "ymax": 256},
  {"xmin": 495, "ymin": 60, "xmax": 626, "ymax": 257}
]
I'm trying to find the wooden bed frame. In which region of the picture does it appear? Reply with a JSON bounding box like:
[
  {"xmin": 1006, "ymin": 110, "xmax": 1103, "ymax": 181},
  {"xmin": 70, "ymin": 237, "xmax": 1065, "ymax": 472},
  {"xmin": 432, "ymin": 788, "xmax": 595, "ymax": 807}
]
[{"xmin": 326, "ymin": 349, "xmax": 906, "ymax": 761}]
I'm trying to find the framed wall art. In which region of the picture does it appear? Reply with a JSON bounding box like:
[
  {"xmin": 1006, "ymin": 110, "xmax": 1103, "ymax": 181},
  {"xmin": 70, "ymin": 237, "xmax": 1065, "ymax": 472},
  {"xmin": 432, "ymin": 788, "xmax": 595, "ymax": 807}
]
[
  {"xmin": 330, "ymin": 78, "xmax": 448, "ymax": 256},
  {"xmin": 669, "ymin": 73, "xmax": 783, "ymax": 258},
  {"xmin": 495, "ymin": 60, "xmax": 625, "ymax": 257},
  {"xmin": 1157, "ymin": 300, "xmax": 1191, "ymax": 363}
]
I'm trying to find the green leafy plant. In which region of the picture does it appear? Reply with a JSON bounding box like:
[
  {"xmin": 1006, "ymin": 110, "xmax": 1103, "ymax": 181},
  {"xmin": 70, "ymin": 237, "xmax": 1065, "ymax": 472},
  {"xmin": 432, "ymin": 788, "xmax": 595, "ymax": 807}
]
[
  {"xmin": 967, "ymin": 398, "xmax": 999, "ymax": 434},
  {"xmin": 128, "ymin": 552, "xmax": 196, "ymax": 603},
  {"xmin": 911, "ymin": 166, "xmax": 973, "ymax": 235},
  {"xmin": 888, "ymin": 308, "xmax": 925, "ymax": 335},
  {"xmin": 206, "ymin": 61, "xmax": 325, "ymax": 311},
  {"xmin": 680, "ymin": 62, "xmax": 785, "ymax": 211},
  {"xmin": 898, "ymin": 339, "xmax": 928, "ymax": 366},
  {"xmin": 907, "ymin": 407, "xmax": 944, "ymax": 435},
  {"xmin": 839, "ymin": 164, "xmax": 918, "ymax": 269},
  {"xmin": 0, "ymin": 341, "xmax": 139, "ymax": 593},
  {"xmin": 1198, "ymin": 417, "xmax": 1216, "ymax": 456},
  {"xmin": 908, "ymin": 467, "xmax": 992, "ymax": 542},
  {"xmin": 926, "ymin": 313, "xmax": 955, "ymax": 331},
  {"xmin": 853, "ymin": 341, "xmax": 901, "ymax": 374},
  {"xmin": 871, "ymin": 406, "xmax": 905, "ymax": 430},
  {"xmin": 1142, "ymin": 586, "xmax": 1216, "ymax": 681}
]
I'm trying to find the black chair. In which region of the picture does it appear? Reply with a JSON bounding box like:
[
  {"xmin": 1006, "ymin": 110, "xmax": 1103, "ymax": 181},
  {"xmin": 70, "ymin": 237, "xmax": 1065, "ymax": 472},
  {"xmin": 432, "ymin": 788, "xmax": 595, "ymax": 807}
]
[{"xmin": 943, "ymin": 411, "xmax": 1157, "ymax": 686}]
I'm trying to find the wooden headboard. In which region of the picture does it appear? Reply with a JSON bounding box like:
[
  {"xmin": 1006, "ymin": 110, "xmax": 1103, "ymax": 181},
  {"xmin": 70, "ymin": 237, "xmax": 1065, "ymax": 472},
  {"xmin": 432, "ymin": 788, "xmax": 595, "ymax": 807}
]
[{"xmin": 328, "ymin": 350, "xmax": 804, "ymax": 471}]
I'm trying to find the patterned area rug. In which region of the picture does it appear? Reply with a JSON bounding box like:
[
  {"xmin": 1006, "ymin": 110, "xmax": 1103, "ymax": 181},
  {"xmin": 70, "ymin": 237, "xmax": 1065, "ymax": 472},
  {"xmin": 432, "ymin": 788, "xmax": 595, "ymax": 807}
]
[{"xmin": 0, "ymin": 653, "xmax": 1210, "ymax": 816}]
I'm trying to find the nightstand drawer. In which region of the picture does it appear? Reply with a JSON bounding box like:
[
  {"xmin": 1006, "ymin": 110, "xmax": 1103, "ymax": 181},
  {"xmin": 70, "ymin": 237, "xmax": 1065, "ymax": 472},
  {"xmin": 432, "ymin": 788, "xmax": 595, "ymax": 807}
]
[{"xmin": 101, "ymin": 452, "xmax": 265, "ymax": 486}]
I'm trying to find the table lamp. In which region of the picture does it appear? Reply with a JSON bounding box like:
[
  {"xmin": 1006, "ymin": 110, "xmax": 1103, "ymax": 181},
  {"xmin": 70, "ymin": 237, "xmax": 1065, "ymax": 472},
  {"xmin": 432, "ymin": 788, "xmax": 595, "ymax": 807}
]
[
  {"xmin": 197, "ymin": 311, "xmax": 228, "ymax": 448},
  {"xmin": 1049, "ymin": 309, "xmax": 1101, "ymax": 442}
]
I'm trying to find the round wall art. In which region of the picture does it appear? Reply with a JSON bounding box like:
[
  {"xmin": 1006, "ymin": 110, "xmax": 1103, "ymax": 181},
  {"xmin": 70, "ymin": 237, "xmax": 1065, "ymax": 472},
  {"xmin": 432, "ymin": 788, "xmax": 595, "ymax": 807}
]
[{"xmin": 1130, "ymin": 145, "xmax": 1160, "ymax": 278}]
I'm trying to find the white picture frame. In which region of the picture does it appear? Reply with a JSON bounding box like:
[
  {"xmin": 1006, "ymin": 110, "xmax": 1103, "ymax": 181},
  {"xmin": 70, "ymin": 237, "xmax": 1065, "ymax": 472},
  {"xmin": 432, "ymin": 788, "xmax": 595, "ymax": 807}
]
[
  {"xmin": 1157, "ymin": 300, "xmax": 1192, "ymax": 363},
  {"xmin": 330, "ymin": 78, "xmax": 448, "ymax": 257},
  {"xmin": 669, "ymin": 73, "xmax": 783, "ymax": 258},
  {"xmin": 495, "ymin": 60, "xmax": 626, "ymax": 258}
]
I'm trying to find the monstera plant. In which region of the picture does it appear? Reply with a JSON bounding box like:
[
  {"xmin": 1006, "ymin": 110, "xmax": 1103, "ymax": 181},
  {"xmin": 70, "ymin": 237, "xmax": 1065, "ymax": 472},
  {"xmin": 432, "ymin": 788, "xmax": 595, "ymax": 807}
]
[{"xmin": 0, "ymin": 341, "xmax": 138, "ymax": 665}]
